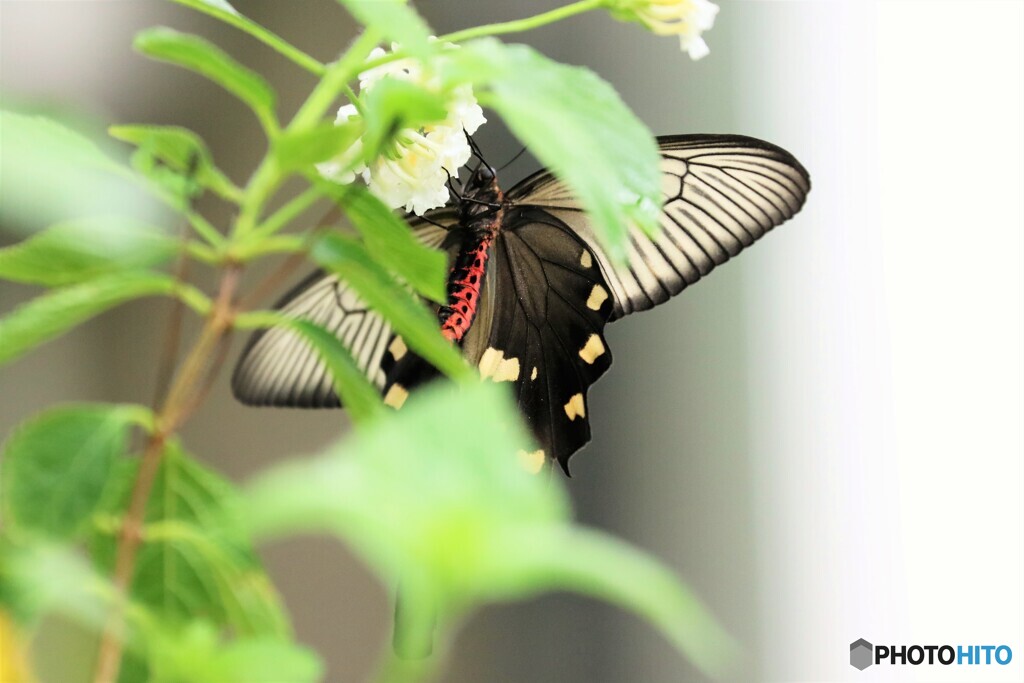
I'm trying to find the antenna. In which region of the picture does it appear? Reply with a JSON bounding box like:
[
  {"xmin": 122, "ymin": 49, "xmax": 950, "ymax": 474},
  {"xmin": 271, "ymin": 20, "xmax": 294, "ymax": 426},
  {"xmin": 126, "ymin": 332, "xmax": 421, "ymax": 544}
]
[{"xmin": 497, "ymin": 145, "xmax": 528, "ymax": 173}]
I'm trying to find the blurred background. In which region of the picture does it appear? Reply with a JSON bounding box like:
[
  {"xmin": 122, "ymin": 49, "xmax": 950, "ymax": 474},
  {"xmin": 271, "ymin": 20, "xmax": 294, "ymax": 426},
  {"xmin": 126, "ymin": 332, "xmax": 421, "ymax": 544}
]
[{"xmin": 1, "ymin": 1, "xmax": 1021, "ymax": 681}]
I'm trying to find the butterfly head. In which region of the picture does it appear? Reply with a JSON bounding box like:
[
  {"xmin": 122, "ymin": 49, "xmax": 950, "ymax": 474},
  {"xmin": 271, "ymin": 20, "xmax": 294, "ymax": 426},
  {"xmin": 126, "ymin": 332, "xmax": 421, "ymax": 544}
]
[{"xmin": 459, "ymin": 164, "xmax": 503, "ymax": 226}]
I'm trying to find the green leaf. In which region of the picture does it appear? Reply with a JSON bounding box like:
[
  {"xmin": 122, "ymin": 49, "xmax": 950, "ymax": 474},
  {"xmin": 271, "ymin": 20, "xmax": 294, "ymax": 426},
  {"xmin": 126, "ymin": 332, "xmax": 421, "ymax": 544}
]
[
  {"xmin": 273, "ymin": 121, "xmax": 360, "ymax": 171},
  {"xmin": 0, "ymin": 110, "xmax": 166, "ymax": 233},
  {"xmin": 334, "ymin": 0, "xmax": 432, "ymax": 57},
  {"xmin": 359, "ymin": 78, "xmax": 448, "ymax": 162},
  {"xmin": 135, "ymin": 28, "xmax": 277, "ymax": 132},
  {"xmin": 0, "ymin": 271, "xmax": 202, "ymax": 368},
  {"xmin": 91, "ymin": 443, "xmax": 290, "ymax": 637},
  {"xmin": 444, "ymin": 40, "xmax": 662, "ymax": 261},
  {"xmin": 339, "ymin": 186, "xmax": 448, "ymax": 303},
  {"xmin": 0, "ymin": 404, "xmax": 151, "ymax": 540},
  {"xmin": 312, "ymin": 233, "xmax": 469, "ymax": 381},
  {"xmin": 110, "ymin": 125, "xmax": 242, "ymax": 203},
  {"xmin": 0, "ymin": 217, "xmax": 178, "ymax": 287}
]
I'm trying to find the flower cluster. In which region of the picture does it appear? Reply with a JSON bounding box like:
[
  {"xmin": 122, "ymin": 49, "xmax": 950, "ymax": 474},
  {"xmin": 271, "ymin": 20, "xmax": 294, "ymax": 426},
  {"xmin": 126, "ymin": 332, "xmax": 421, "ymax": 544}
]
[
  {"xmin": 612, "ymin": 0, "xmax": 720, "ymax": 60},
  {"xmin": 318, "ymin": 45, "xmax": 486, "ymax": 216}
]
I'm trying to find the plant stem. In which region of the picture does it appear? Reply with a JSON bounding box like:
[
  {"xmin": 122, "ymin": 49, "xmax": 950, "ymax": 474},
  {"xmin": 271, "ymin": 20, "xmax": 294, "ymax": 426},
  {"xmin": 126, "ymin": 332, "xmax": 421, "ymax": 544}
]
[
  {"xmin": 169, "ymin": 0, "xmax": 326, "ymax": 77},
  {"xmin": 251, "ymin": 186, "xmax": 323, "ymax": 240},
  {"xmin": 186, "ymin": 210, "xmax": 226, "ymax": 248},
  {"xmin": 289, "ymin": 29, "xmax": 381, "ymax": 132},
  {"xmin": 232, "ymin": 158, "xmax": 282, "ymax": 239},
  {"xmin": 357, "ymin": 0, "xmax": 605, "ymax": 76},
  {"xmin": 91, "ymin": 264, "xmax": 242, "ymax": 683},
  {"xmin": 440, "ymin": 0, "xmax": 606, "ymax": 43}
]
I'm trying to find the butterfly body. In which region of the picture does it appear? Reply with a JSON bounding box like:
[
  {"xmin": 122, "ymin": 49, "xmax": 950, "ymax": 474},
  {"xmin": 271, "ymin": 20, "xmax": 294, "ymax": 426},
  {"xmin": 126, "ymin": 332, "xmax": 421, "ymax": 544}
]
[{"xmin": 233, "ymin": 135, "xmax": 811, "ymax": 472}]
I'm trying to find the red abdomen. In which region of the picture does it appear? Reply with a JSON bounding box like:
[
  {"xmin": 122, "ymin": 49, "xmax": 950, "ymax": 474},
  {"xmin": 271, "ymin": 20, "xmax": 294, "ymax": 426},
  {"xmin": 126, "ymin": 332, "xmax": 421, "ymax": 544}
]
[{"xmin": 439, "ymin": 230, "xmax": 494, "ymax": 342}]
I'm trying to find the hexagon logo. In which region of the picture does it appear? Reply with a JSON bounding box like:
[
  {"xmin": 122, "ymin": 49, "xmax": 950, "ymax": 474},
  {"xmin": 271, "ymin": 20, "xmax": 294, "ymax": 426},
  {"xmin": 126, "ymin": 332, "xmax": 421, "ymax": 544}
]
[{"xmin": 850, "ymin": 638, "xmax": 873, "ymax": 670}]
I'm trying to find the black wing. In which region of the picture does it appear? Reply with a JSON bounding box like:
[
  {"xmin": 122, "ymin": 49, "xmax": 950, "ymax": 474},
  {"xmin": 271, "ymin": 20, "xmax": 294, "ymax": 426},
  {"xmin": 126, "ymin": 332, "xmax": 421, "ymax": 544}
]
[
  {"xmin": 507, "ymin": 135, "xmax": 811, "ymax": 320},
  {"xmin": 461, "ymin": 207, "xmax": 614, "ymax": 473},
  {"xmin": 231, "ymin": 212, "xmax": 454, "ymax": 407}
]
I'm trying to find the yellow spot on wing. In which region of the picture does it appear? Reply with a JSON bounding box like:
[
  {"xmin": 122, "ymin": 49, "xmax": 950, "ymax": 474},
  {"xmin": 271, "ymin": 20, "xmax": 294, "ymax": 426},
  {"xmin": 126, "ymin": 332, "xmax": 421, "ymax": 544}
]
[
  {"xmin": 388, "ymin": 336, "xmax": 407, "ymax": 361},
  {"xmin": 383, "ymin": 384, "xmax": 408, "ymax": 409},
  {"xmin": 479, "ymin": 347, "xmax": 519, "ymax": 382},
  {"xmin": 580, "ymin": 250, "xmax": 593, "ymax": 268},
  {"xmin": 578, "ymin": 334, "xmax": 605, "ymax": 364},
  {"xmin": 478, "ymin": 347, "xmax": 502, "ymax": 379},
  {"xmin": 493, "ymin": 356, "xmax": 520, "ymax": 382},
  {"xmin": 586, "ymin": 284, "xmax": 608, "ymax": 311},
  {"xmin": 531, "ymin": 366, "xmax": 538, "ymax": 381},
  {"xmin": 517, "ymin": 448, "xmax": 545, "ymax": 474},
  {"xmin": 564, "ymin": 393, "xmax": 585, "ymax": 420}
]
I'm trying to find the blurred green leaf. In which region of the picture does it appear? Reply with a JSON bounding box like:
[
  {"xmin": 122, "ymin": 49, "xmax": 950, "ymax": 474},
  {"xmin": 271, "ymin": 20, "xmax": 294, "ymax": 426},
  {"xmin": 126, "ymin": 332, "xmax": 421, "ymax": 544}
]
[
  {"xmin": 340, "ymin": 186, "xmax": 448, "ymax": 304},
  {"xmin": 482, "ymin": 527, "xmax": 738, "ymax": 678},
  {"xmin": 244, "ymin": 381, "xmax": 736, "ymax": 675},
  {"xmin": 444, "ymin": 39, "xmax": 662, "ymax": 261},
  {"xmin": 0, "ymin": 404, "xmax": 151, "ymax": 540},
  {"xmin": 0, "ymin": 110, "xmax": 166, "ymax": 234},
  {"xmin": 273, "ymin": 121, "xmax": 360, "ymax": 171},
  {"xmin": 110, "ymin": 125, "xmax": 242, "ymax": 203},
  {"xmin": 359, "ymin": 78, "xmax": 448, "ymax": 162},
  {"xmin": 334, "ymin": 0, "xmax": 432, "ymax": 57},
  {"xmin": 204, "ymin": 637, "xmax": 322, "ymax": 683},
  {"xmin": 135, "ymin": 28, "xmax": 277, "ymax": 132},
  {"xmin": 0, "ymin": 540, "xmax": 124, "ymax": 632},
  {"xmin": 91, "ymin": 442, "xmax": 290, "ymax": 637},
  {"xmin": 0, "ymin": 218, "xmax": 178, "ymax": 287},
  {"xmin": 0, "ymin": 271, "xmax": 204, "ymax": 367},
  {"xmin": 312, "ymin": 233, "xmax": 470, "ymax": 382},
  {"xmin": 243, "ymin": 380, "xmax": 559, "ymax": 583},
  {"xmin": 143, "ymin": 621, "xmax": 322, "ymax": 683}
]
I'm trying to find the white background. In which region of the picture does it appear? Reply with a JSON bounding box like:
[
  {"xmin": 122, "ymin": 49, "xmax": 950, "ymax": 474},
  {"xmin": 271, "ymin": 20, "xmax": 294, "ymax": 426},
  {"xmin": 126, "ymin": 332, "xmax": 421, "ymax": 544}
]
[{"xmin": 741, "ymin": 2, "xmax": 1023, "ymax": 681}]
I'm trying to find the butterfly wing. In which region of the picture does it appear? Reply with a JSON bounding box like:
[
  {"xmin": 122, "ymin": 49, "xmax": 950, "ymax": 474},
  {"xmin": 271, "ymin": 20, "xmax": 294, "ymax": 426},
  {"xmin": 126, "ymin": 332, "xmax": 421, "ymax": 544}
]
[
  {"xmin": 461, "ymin": 207, "xmax": 614, "ymax": 472},
  {"xmin": 507, "ymin": 134, "xmax": 811, "ymax": 319},
  {"xmin": 231, "ymin": 211, "xmax": 454, "ymax": 407}
]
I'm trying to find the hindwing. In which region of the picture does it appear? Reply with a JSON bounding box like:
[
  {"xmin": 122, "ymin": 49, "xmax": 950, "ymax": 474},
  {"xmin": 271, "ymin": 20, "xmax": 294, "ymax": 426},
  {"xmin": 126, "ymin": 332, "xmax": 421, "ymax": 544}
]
[
  {"xmin": 231, "ymin": 212, "xmax": 453, "ymax": 407},
  {"xmin": 462, "ymin": 207, "xmax": 614, "ymax": 472}
]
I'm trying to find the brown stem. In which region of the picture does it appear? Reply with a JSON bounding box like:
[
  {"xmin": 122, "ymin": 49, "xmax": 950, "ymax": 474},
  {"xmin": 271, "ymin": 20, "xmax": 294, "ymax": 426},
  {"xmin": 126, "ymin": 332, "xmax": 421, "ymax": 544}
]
[
  {"xmin": 151, "ymin": 234, "xmax": 192, "ymax": 409},
  {"xmin": 91, "ymin": 264, "xmax": 242, "ymax": 683}
]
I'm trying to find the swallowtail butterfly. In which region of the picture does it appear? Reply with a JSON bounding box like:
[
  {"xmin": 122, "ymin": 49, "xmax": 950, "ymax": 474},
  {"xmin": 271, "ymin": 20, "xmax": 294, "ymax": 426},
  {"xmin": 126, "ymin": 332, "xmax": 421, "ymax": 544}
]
[{"xmin": 232, "ymin": 135, "xmax": 811, "ymax": 472}]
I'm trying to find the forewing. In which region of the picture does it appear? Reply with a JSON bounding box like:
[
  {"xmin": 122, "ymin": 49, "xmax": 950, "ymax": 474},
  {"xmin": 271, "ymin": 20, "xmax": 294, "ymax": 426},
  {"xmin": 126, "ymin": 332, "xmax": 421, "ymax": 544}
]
[
  {"xmin": 463, "ymin": 207, "xmax": 614, "ymax": 472},
  {"xmin": 508, "ymin": 134, "xmax": 811, "ymax": 319},
  {"xmin": 231, "ymin": 212, "xmax": 453, "ymax": 407}
]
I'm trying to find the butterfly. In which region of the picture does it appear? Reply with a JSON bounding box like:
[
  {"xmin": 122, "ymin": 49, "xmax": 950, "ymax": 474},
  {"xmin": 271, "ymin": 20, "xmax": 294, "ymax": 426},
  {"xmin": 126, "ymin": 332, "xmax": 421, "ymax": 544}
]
[{"xmin": 232, "ymin": 135, "xmax": 811, "ymax": 473}]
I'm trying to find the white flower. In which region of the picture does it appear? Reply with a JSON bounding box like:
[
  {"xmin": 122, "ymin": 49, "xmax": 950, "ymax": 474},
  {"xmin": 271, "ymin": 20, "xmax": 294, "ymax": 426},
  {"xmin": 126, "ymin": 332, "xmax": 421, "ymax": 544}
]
[
  {"xmin": 612, "ymin": 0, "xmax": 720, "ymax": 60},
  {"xmin": 315, "ymin": 104, "xmax": 365, "ymax": 184},
  {"xmin": 318, "ymin": 43, "xmax": 487, "ymax": 215}
]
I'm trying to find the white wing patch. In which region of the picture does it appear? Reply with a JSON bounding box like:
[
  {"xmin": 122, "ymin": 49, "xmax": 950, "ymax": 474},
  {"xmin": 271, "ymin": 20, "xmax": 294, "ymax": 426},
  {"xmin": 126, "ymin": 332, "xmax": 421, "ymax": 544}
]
[{"xmin": 507, "ymin": 135, "xmax": 811, "ymax": 320}]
